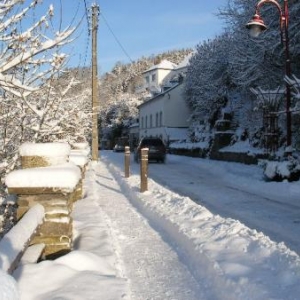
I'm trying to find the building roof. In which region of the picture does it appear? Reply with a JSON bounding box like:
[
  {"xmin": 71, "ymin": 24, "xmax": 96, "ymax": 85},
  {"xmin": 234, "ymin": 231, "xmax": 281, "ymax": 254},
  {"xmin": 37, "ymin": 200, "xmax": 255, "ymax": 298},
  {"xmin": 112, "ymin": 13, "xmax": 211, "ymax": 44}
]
[
  {"xmin": 143, "ymin": 60, "xmax": 177, "ymax": 73},
  {"xmin": 138, "ymin": 82, "xmax": 181, "ymax": 108}
]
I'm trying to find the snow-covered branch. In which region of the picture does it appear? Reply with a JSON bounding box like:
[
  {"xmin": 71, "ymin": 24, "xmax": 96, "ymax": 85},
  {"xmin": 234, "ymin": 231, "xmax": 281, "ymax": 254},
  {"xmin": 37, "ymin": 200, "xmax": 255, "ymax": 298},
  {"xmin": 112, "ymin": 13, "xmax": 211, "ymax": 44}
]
[{"xmin": 0, "ymin": 28, "xmax": 75, "ymax": 74}]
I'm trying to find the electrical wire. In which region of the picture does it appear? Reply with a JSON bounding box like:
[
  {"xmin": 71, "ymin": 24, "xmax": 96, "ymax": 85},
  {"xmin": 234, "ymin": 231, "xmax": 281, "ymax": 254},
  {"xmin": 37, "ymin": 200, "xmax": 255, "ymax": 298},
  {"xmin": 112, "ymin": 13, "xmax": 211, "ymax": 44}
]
[
  {"xmin": 100, "ymin": 11, "xmax": 134, "ymax": 64},
  {"xmin": 70, "ymin": 0, "xmax": 91, "ymax": 72},
  {"xmin": 83, "ymin": 0, "xmax": 90, "ymax": 35},
  {"xmin": 73, "ymin": 0, "xmax": 91, "ymax": 69},
  {"xmin": 82, "ymin": 28, "xmax": 91, "ymax": 68}
]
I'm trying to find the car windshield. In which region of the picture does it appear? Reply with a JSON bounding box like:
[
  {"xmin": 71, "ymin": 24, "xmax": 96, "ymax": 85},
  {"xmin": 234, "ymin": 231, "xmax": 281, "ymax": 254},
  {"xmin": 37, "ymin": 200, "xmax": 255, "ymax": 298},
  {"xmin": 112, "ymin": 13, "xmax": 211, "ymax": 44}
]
[{"xmin": 141, "ymin": 139, "xmax": 164, "ymax": 147}]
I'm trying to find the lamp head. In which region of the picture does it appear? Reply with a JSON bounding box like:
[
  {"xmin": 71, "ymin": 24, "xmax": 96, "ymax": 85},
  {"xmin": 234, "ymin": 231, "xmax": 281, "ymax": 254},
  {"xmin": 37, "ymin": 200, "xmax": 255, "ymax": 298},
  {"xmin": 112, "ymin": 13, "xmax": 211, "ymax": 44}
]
[{"xmin": 246, "ymin": 14, "xmax": 267, "ymax": 37}]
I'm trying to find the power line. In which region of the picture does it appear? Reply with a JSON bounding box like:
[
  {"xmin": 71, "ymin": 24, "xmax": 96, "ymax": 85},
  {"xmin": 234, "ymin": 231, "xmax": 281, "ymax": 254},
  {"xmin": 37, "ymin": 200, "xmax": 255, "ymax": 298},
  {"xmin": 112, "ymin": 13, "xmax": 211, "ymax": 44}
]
[
  {"xmin": 83, "ymin": 0, "xmax": 90, "ymax": 35},
  {"xmin": 100, "ymin": 11, "xmax": 134, "ymax": 64},
  {"xmin": 80, "ymin": 27, "xmax": 91, "ymax": 68},
  {"xmin": 70, "ymin": 0, "xmax": 91, "ymax": 71}
]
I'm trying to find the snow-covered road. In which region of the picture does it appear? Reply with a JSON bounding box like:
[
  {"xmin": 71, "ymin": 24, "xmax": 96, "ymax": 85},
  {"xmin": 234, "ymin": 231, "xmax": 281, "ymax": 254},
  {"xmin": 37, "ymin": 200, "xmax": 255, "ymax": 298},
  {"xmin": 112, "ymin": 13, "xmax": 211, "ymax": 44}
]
[
  {"xmin": 105, "ymin": 151, "xmax": 300, "ymax": 255},
  {"xmin": 99, "ymin": 151, "xmax": 300, "ymax": 299}
]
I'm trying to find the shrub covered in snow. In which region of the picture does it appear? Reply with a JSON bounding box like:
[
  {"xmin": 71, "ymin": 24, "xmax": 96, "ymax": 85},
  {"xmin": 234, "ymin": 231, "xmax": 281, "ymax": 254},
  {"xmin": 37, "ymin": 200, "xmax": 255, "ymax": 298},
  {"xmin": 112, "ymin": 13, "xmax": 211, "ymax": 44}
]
[{"xmin": 261, "ymin": 156, "xmax": 300, "ymax": 182}]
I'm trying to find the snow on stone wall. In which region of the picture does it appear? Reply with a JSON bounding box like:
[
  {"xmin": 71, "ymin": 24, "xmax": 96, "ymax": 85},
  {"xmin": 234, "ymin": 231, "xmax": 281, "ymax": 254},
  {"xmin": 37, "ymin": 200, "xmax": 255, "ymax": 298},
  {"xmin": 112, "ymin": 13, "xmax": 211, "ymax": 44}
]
[{"xmin": 0, "ymin": 204, "xmax": 45, "ymax": 273}]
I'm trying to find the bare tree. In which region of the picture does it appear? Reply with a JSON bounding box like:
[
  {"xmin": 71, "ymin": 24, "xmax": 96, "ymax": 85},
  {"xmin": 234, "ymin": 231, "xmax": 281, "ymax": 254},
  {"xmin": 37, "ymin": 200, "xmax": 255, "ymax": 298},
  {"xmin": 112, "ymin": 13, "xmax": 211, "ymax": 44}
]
[{"xmin": 0, "ymin": 0, "xmax": 78, "ymax": 184}]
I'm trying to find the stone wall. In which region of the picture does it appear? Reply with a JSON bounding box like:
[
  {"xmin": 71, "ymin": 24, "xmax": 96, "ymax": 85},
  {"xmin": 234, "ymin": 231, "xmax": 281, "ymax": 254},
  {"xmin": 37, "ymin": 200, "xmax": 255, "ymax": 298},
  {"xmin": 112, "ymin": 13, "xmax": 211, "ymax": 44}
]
[{"xmin": 5, "ymin": 142, "xmax": 89, "ymax": 259}]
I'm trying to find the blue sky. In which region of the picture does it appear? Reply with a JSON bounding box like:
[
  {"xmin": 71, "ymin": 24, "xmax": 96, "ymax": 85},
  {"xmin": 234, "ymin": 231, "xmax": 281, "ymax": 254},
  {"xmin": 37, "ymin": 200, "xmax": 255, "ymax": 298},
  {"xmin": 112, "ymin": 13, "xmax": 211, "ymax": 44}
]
[{"xmin": 30, "ymin": 0, "xmax": 228, "ymax": 74}]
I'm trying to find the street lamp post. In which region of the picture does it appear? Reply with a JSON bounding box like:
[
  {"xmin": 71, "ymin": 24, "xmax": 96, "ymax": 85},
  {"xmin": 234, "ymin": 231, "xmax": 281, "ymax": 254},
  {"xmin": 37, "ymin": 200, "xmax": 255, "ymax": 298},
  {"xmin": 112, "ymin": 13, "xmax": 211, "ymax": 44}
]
[{"xmin": 246, "ymin": 0, "xmax": 292, "ymax": 148}]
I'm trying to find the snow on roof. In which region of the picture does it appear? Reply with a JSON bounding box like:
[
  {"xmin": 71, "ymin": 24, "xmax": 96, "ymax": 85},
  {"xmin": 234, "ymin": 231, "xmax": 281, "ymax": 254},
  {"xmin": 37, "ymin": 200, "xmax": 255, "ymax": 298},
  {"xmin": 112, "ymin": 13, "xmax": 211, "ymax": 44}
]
[
  {"xmin": 175, "ymin": 51, "xmax": 195, "ymax": 70},
  {"xmin": 5, "ymin": 163, "xmax": 81, "ymax": 190},
  {"xmin": 19, "ymin": 142, "xmax": 71, "ymax": 157},
  {"xmin": 138, "ymin": 83, "xmax": 181, "ymax": 108},
  {"xmin": 143, "ymin": 60, "xmax": 177, "ymax": 73}
]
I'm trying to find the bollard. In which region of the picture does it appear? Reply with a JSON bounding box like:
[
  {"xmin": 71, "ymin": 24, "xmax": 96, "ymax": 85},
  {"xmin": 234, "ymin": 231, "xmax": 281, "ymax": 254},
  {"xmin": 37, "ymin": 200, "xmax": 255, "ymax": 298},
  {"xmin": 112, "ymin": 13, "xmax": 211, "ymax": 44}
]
[
  {"xmin": 140, "ymin": 148, "xmax": 148, "ymax": 192},
  {"xmin": 124, "ymin": 146, "xmax": 130, "ymax": 178}
]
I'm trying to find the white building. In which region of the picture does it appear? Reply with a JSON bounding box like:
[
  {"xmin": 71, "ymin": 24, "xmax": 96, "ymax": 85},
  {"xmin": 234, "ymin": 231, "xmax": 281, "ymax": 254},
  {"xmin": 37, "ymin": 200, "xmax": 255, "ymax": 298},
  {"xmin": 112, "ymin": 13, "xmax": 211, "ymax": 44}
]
[
  {"xmin": 136, "ymin": 60, "xmax": 178, "ymax": 96},
  {"xmin": 136, "ymin": 54, "xmax": 194, "ymax": 144},
  {"xmin": 138, "ymin": 81, "xmax": 190, "ymax": 145}
]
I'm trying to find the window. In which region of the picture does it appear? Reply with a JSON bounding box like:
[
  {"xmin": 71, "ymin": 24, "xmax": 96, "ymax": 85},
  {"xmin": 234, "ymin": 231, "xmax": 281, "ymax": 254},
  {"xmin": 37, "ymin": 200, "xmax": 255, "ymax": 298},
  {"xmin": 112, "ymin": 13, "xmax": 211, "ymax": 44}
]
[
  {"xmin": 145, "ymin": 116, "xmax": 148, "ymax": 128},
  {"xmin": 145, "ymin": 76, "xmax": 150, "ymax": 84},
  {"xmin": 141, "ymin": 117, "xmax": 144, "ymax": 129},
  {"xmin": 151, "ymin": 74, "xmax": 156, "ymax": 82},
  {"xmin": 150, "ymin": 114, "xmax": 153, "ymax": 128},
  {"xmin": 156, "ymin": 113, "xmax": 158, "ymax": 127}
]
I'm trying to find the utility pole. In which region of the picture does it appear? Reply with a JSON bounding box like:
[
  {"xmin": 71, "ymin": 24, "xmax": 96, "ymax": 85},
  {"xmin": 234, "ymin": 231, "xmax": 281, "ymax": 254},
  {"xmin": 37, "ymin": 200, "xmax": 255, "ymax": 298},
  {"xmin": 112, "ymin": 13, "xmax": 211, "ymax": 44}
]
[{"xmin": 91, "ymin": 4, "xmax": 100, "ymax": 161}]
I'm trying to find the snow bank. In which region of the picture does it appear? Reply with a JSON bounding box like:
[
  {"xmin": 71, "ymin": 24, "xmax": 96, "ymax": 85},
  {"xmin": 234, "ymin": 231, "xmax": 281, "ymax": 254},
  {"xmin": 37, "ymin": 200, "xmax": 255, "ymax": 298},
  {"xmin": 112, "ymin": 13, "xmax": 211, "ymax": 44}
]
[
  {"xmin": 0, "ymin": 204, "xmax": 45, "ymax": 273},
  {"xmin": 5, "ymin": 163, "xmax": 81, "ymax": 191},
  {"xmin": 139, "ymin": 183, "xmax": 300, "ymax": 298},
  {"xmin": 0, "ymin": 269, "xmax": 19, "ymax": 300}
]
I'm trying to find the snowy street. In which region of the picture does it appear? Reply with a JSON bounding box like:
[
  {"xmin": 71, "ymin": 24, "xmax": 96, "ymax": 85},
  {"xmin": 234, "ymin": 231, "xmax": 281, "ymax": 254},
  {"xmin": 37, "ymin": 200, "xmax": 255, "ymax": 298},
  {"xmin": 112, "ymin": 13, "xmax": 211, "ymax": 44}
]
[
  {"xmin": 116, "ymin": 152, "xmax": 300, "ymax": 255},
  {"xmin": 14, "ymin": 151, "xmax": 300, "ymax": 299}
]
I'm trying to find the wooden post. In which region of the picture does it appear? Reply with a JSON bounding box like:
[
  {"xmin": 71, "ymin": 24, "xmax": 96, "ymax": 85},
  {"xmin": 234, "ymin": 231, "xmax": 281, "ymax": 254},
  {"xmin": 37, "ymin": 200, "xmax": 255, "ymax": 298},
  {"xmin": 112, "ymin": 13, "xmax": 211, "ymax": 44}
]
[
  {"xmin": 124, "ymin": 146, "xmax": 130, "ymax": 178},
  {"xmin": 140, "ymin": 148, "xmax": 148, "ymax": 192}
]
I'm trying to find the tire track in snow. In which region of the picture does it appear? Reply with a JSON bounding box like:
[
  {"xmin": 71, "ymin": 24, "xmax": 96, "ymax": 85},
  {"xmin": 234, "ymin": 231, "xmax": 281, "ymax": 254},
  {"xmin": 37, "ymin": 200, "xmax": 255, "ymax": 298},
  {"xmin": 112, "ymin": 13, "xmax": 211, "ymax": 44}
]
[{"xmin": 94, "ymin": 162, "xmax": 205, "ymax": 300}]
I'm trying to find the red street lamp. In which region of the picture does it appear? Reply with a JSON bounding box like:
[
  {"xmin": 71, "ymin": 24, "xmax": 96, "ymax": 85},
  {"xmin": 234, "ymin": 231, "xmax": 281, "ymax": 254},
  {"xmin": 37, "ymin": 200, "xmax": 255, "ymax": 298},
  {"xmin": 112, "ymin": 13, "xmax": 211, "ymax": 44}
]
[{"xmin": 246, "ymin": 0, "xmax": 292, "ymax": 148}]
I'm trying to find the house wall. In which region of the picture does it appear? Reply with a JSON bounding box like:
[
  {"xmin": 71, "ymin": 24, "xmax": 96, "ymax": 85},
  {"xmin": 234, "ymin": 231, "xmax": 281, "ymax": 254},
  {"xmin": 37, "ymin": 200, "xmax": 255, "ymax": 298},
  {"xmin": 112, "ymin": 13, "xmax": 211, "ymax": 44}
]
[
  {"xmin": 138, "ymin": 83, "xmax": 190, "ymax": 143},
  {"xmin": 139, "ymin": 96, "xmax": 166, "ymax": 141},
  {"xmin": 163, "ymin": 84, "xmax": 189, "ymax": 127},
  {"xmin": 143, "ymin": 68, "xmax": 173, "ymax": 93},
  {"xmin": 157, "ymin": 69, "xmax": 173, "ymax": 86}
]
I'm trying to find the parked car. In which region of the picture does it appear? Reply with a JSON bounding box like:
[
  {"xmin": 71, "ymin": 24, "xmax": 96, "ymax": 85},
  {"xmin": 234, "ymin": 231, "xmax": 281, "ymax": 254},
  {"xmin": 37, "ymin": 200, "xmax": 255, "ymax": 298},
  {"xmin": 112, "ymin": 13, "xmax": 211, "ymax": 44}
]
[
  {"xmin": 113, "ymin": 144, "xmax": 125, "ymax": 152},
  {"xmin": 134, "ymin": 137, "xmax": 167, "ymax": 163}
]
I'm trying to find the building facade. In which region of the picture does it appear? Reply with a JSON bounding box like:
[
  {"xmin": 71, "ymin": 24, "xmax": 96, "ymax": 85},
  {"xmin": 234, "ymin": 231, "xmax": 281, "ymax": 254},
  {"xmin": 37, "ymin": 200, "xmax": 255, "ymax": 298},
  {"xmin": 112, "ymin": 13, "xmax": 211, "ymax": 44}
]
[{"xmin": 138, "ymin": 82, "xmax": 190, "ymax": 145}]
